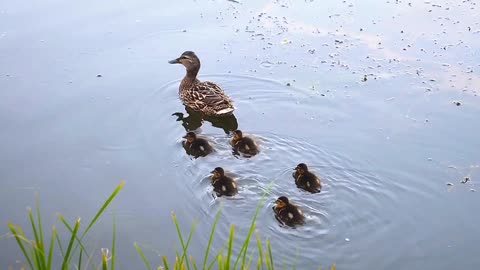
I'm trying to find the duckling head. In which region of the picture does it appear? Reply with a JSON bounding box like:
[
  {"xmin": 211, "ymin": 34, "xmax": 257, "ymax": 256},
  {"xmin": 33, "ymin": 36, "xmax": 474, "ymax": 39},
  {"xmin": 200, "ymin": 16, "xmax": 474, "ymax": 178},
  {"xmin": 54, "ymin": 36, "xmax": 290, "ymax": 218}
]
[
  {"xmin": 294, "ymin": 163, "xmax": 309, "ymax": 175},
  {"xmin": 275, "ymin": 196, "xmax": 289, "ymax": 210},
  {"xmin": 168, "ymin": 51, "xmax": 201, "ymax": 75},
  {"xmin": 232, "ymin": 130, "xmax": 243, "ymax": 143},
  {"xmin": 211, "ymin": 167, "xmax": 225, "ymax": 180},
  {"xmin": 183, "ymin": 132, "xmax": 197, "ymax": 143}
]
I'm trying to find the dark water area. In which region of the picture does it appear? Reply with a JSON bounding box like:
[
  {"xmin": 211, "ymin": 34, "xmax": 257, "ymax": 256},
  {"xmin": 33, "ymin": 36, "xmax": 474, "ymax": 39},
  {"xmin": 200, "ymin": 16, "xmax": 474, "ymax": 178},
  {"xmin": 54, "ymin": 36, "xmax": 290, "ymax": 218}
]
[{"xmin": 1, "ymin": 0, "xmax": 479, "ymax": 269}]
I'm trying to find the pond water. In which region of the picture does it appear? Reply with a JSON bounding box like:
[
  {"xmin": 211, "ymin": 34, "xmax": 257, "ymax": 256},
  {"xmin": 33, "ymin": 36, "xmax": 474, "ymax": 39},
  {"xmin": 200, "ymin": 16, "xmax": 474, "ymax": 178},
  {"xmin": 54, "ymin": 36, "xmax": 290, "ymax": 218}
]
[{"xmin": 1, "ymin": 0, "xmax": 479, "ymax": 269}]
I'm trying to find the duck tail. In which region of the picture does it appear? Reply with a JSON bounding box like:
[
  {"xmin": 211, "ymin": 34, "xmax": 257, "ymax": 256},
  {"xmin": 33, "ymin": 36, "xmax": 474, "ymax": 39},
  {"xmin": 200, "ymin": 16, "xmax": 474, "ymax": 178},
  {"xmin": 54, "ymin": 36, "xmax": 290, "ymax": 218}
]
[{"xmin": 216, "ymin": 107, "xmax": 235, "ymax": 115}]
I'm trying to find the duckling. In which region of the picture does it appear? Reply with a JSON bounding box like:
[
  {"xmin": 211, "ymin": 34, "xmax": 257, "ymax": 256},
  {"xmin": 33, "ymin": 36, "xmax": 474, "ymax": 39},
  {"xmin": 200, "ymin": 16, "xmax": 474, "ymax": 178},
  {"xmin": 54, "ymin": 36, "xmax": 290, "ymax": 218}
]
[
  {"xmin": 273, "ymin": 196, "xmax": 305, "ymax": 226},
  {"xmin": 292, "ymin": 163, "xmax": 322, "ymax": 193},
  {"xmin": 169, "ymin": 51, "xmax": 235, "ymax": 117},
  {"xmin": 182, "ymin": 132, "xmax": 213, "ymax": 157},
  {"xmin": 231, "ymin": 130, "xmax": 259, "ymax": 156},
  {"xmin": 210, "ymin": 167, "xmax": 238, "ymax": 197}
]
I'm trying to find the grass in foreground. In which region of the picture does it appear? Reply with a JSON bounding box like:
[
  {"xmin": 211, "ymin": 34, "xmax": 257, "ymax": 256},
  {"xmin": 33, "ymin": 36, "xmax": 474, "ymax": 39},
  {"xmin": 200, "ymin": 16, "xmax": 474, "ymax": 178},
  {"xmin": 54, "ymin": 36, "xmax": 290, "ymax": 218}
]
[{"xmin": 6, "ymin": 182, "xmax": 335, "ymax": 270}]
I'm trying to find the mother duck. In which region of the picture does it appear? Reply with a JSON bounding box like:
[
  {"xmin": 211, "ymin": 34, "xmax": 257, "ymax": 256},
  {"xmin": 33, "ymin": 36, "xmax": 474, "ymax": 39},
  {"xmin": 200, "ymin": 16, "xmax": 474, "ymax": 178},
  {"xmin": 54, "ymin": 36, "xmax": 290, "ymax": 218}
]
[{"xmin": 169, "ymin": 51, "xmax": 235, "ymax": 117}]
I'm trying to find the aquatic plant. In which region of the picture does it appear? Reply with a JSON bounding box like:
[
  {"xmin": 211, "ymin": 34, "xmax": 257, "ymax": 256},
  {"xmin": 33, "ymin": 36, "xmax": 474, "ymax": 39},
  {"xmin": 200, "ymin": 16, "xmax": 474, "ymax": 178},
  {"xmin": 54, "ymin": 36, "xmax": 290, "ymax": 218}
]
[
  {"xmin": 5, "ymin": 182, "xmax": 335, "ymax": 269},
  {"xmin": 6, "ymin": 181, "xmax": 125, "ymax": 270}
]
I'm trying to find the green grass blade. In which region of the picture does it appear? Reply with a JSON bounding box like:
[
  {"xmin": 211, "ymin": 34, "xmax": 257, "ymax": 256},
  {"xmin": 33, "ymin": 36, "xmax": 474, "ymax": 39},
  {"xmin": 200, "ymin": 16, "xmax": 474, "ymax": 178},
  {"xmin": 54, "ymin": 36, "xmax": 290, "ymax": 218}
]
[
  {"xmin": 234, "ymin": 184, "xmax": 272, "ymax": 269},
  {"xmin": 206, "ymin": 247, "xmax": 223, "ymax": 270},
  {"xmin": 55, "ymin": 228, "xmax": 65, "ymax": 259},
  {"xmin": 61, "ymin": 218, "xmax": 81, "ymax": 270},
  {"xmin": 267, "ymin": 239, "xmax": 274, "ymax": 270},
  {"xmin": 47, "ymin": 226, "xmax": 56, "ymax": 270},
  {"xmin": 202, "ymin": 207, "xmax": 222, "ymax": 270},
  {"xmin": 78, "ymin": 249, "xmax": 83, "ymax": 270},
  {"xmin": 110, "ymin": 215, "xmax": 117, "ymax": 270},
  {"xmin": 190, "ymin": 256, "xmax": 198, "ymax": 270},
  {"xmin": 31, "ymin": 245, "xmax": 42, "ymax": 270},
  {"xmin": 162, "ymin": 256, "xmax": 170, "ymax": 270},
  {"xmin": 58, "ymin": 214, "xmax": 91, "ymax": 259},
  {"xmin": 217, "ymin": 254, "xmax": 223, "ymax": 270},
  {"xmin": 111, "ymin": 213, "xmax": 117, "ymax": 270},
  {"xmin": 28, "ymin": 207, "xmax": 47, "ymax": 269},
  {"xmin": 171, "ymin": 213, "xmax": 191, "ymax": 270},
  {"xmin": 80, "ymin": 181, "xmax": 125, "ymax": 240},
  {"xmin": 134, "ymin": 242, "xmax": 152, "ymax": 270},
  {"xmin": 36, "ymin": 196, "xmax": 46, "ymax": 255},
  {"xmin": 102, "ymin": 248, "xmax": 108, "ymax": 270},
  {"xmin": 8, "ymin": 223, "xmax": 34, "ymax": 270},
  {"xmin": 225, "ymin": 225, "xmax": 235, "ymax": 270},
  {"xmin": 255, "ymin": 233, "xmax": 264, "ymax": 269}
]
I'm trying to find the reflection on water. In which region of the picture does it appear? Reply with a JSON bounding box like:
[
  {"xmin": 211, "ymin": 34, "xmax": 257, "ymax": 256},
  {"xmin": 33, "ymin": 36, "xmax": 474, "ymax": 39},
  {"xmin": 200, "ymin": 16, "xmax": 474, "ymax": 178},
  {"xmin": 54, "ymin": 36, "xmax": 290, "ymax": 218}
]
[{"xmin": 172, "ymin": 106, "xmax": 238, "ymax": 134}]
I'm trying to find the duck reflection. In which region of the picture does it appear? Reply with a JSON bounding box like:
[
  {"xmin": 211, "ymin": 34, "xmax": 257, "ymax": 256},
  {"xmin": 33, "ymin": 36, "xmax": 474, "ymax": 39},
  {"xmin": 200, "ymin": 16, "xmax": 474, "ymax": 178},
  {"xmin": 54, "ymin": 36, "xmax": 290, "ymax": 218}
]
[{"xmin": 172, "ymin": 106, "xmax": 238, "ymax": 134}]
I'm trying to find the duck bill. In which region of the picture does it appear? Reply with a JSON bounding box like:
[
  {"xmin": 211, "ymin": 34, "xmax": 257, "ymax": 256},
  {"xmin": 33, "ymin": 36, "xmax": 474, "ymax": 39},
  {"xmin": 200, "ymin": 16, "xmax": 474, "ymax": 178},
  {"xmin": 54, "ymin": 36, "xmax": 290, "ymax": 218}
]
[{"xmin": 168, "ymin": 58, "xmax": 180, "ymax": 64}]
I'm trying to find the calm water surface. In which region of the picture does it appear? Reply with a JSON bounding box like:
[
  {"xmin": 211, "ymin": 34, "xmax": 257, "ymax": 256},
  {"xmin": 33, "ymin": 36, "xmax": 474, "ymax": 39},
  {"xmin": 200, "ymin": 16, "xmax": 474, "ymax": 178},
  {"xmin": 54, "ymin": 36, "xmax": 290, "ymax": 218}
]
[{"xmin": 1, "ymin": 0, "xmax": 479, "ymax": 269}]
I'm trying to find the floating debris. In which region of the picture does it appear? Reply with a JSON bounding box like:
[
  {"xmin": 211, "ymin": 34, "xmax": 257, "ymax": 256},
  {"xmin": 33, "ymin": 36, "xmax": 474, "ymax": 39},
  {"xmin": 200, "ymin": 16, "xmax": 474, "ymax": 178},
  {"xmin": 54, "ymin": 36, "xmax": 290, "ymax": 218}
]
[{"xmin": 461, "ymin": 177, "xmax": 470, "ymax": 184}]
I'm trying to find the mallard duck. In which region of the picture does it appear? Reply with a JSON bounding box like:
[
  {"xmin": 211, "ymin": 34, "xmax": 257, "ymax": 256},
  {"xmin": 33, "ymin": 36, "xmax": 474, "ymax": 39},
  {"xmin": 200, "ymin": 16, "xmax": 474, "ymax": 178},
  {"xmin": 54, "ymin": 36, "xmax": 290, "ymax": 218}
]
[
  {"xmin": 273, "ymin": 196, "xmax": 305, "ymax": 226},
  {"xmin": 292, "ymin": 163, "xmax": 322, "ymax": 193},
  {"xmin": 182, "ymin": 132, "xmax": 213, "ymax": 157},
  {"xmin": 232, "ymin": 130, "xmax": 259, "ymax": 156},
  {"xmin": 169, "ymin": 51, "xmax": 235, "ymax": 117},
  {"xmin": 211, "ymin": 167, "xmax": 238, "ymax": 197}
]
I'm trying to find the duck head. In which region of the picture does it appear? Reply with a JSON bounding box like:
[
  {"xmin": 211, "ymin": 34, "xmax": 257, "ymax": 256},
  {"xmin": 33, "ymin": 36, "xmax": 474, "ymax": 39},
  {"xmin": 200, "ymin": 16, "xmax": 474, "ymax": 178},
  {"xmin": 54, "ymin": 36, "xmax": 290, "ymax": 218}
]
[
  {"xmin": 211, "ymin": 167, "xmax": 224, "ymax": 180},
  {"xmin": 169, "ymin": 51, "xmax": 201, "ymax": 76},
  {"xmin": 294, "ymin": 163, "xmax": 309, "ymax": 176},
  {"xmin": 274, "ymin": 196, "xmax": 289, "ymax": 210},
  {"xmin": 183, "ymin": 131, "xmax": 197, "ymax": 143}
]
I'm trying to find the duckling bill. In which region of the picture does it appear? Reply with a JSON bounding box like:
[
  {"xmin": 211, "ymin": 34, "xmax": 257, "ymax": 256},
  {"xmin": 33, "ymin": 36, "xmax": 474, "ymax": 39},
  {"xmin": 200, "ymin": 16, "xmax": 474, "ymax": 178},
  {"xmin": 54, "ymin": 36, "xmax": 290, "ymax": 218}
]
[
  {"xmin": 169, "ymin": 51, "xmax": 235, "ymax": 117},
  {"xmin": 293, "ymin": 163, "xmax": 322, "ymax": 193},
  {"xmin": 211, "ymin": 167, "xmax": 238, "ymax": 197},
  {"xmin": 183, "ymin": 132, "xmax": 213, "ymax": 157},
  {"xmin": 232, "ymin": 130, "xmax": 259, "ymax": 156},
  {"xmin": 273, "ymin": 196, "xmax": 305, "ymax": 227}
]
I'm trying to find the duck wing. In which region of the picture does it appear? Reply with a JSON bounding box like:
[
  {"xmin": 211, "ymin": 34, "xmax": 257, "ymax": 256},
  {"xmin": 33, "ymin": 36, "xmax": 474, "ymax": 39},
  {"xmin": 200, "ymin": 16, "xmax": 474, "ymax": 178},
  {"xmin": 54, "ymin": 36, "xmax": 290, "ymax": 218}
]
[{"xmin": 183, "ymin": 81, "xmax": 234, "ymax": 114}]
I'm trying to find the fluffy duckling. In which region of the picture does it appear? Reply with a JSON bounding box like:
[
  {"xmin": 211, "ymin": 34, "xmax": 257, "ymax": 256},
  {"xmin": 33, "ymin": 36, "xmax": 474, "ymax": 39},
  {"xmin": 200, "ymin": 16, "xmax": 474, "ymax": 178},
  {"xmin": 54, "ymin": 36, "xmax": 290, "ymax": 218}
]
[
  {"xmin": 169, "ymin": 51, "xmax": 235, "ymax": 117},
  {"xmin": 292, "ymin": 163, "xmax": 322, "ymax": 193},
  {"xmin": 182, "ymin": 132, "xmax": 213, "ymax": 157},
  {"xmin": 273, "ymin": 196, "xmax": 305, "ymax": 227},
  {"xmin": 211, "ymin": 167, "xmax": 238, "ymax": 197},
  {"xmin": 231, "ymin": 130, "xmax": 259, "ymax": 156}
]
